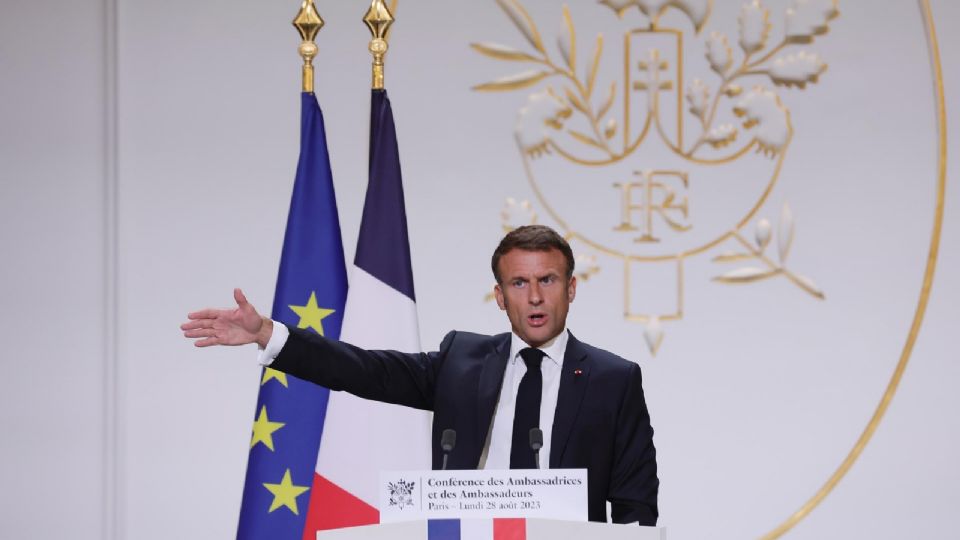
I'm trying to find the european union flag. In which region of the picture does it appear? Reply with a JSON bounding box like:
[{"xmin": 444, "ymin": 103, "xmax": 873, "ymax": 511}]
[{"xmin": 236, "ymin": 92, "xmax": 348, "ymax": 539}]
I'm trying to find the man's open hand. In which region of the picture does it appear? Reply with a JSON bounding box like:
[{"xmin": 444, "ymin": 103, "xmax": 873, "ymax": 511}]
[{"xmin": 181, "ymin": 288, "xmax": 273, "ymax": 348}]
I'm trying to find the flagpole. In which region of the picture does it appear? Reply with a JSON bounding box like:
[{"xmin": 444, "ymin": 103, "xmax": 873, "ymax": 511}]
[
  {"xmin": 293, "ymin": 0, "xmax": 324, "ymax": 93},
  {"xmin": 363, "ymin": 0, "xmax": 394, "ymax": 89}
]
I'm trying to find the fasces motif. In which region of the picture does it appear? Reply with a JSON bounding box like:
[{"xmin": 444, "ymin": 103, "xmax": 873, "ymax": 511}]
[{"xmin": 474, "ymin": 0, "xmax": 838, "ymax": 354}]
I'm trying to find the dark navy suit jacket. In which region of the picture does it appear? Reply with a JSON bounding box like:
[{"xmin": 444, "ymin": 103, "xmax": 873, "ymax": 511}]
[{"xmin": 272, "ymin": 327, "xmax": 658, "ymax": 525}]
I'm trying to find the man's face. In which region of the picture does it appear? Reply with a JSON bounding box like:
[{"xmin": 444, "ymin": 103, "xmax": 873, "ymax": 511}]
[{"xmin": 494, "ymin": 248, "xmax": 577, "ymax": 348}]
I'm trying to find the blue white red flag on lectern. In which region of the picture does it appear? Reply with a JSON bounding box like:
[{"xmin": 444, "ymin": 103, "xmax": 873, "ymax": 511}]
[
  {"xmin": 301, "ymin": 89, "xmax": 431, "ymax": 535},
  {"xmin": 236, "ymin": 92, "xmax": 348, "ymax": 540},
  {"xmin": 427, "ymin": 518, "xmax": 527, "ymax": 540}
]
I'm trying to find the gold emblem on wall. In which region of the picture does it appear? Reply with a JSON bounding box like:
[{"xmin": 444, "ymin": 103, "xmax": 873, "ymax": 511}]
[{"xmin": 474, "ymin": 0, "xmax": 838, "ymax": 354}]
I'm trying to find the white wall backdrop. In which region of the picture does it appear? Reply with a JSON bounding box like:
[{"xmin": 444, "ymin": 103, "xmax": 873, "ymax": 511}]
[{"xmin": 1, "ymin": 1, "xmax": 957, "ymax": 539}]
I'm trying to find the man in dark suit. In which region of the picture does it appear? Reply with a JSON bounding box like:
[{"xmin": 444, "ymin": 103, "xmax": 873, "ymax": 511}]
[{"xmin": 182, "ymin": 225, "xmax": 658, "ymax": 525}]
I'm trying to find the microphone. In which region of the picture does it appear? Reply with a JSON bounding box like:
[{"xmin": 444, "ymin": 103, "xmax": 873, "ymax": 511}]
[
  {"xmin": 440, "ymin": 429, "xmax": 457, "ymax": 470},
  {"xmin": 529, "ymin": 428, "xmax": 544, "ymax": 469}
]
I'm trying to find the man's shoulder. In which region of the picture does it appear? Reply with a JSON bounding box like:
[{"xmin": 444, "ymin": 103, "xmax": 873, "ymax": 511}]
[
  {"xmin": 438, "ymin": 330, "xmax": 510, "ymax": 355},
  {"xmin": 444, "ymin": 329, "xmax": 506, "ymax": 340},
  {"xmin": 569, "ymin": 334, "xmax": 638, "ymax": 373}
]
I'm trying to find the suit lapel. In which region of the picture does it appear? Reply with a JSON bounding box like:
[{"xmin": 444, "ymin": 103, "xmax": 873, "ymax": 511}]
[
  {"xmin": 476, "ymin": 334, "xmax": 511, "ymax": 459},
  {"xmin": 550, "ymin": 332, "xmax": 591, "ymax": 467}
]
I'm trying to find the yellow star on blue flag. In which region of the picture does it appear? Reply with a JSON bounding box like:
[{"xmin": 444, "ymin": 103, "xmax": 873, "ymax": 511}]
[
  {"xmin": 289, "ymin": 291, "xmax": 335, "ymax": 336},
  {"xmin": 261, "ymin": 368, "xmax": 288, "ymax": 387},
  {"xmin": 263, "ymin": 469, "xmax": 310, "ymax": 515},
  {"xmin": 250, "ymin": 405, "xmax": 285, "ymax": 451}
]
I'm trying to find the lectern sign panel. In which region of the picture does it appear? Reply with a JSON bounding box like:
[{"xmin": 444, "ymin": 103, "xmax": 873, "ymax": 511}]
[{"xmin": 379, "ymin": 469, "xmax": 588, "ymax": 523}]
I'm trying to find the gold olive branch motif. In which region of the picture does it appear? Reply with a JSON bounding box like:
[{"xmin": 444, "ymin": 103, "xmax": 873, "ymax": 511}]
[
  {"xmin": 472, "ymin": 0, "xmax": 622, "ymax": 160},
  {"xmin": 684, "ymin": 43, "xmax": 784, "ymax": 157},
  {"xmin": 682, "ymin": 1, "xmax": 837, "ymax": 159},
  {"xmin": 474, "ymin": 0, "xmax": 838, "ymax": 166},
  {"xmin": 711, "ymin": 204, "xmax": 824, "ymax": 299}
]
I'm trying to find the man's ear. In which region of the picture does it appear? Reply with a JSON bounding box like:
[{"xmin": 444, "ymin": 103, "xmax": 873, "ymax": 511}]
[
  {"xmin": 494, "ymin": 283, "xmax": 506, "ymax": 310},
  {"xmin": 567, "ymin": 275, "xmax": 577, "ymax": 303}
]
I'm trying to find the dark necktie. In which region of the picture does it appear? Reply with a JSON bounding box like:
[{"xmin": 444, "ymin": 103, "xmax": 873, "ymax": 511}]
[{"xmin": 510, "ymin": 347, "xmax": 545, "ymax": 469}]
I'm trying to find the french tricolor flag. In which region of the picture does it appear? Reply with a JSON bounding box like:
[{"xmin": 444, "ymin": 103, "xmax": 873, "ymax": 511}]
[
  {"xmin": 427, "ymin": 519, "xmax": 527, "ymax": 540},
  {"xmin": 301, "ymin": 89, "xmax": 432, "ymax": 535}
]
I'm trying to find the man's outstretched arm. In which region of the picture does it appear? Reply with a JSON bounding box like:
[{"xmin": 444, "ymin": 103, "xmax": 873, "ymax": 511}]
[
  {"xmin": 180, "ymin": 288, "xmax": 443, "ymax": 410},
  {"xmin": 181, "ymin": 288, "xmax": 274, "ymax": 349}
]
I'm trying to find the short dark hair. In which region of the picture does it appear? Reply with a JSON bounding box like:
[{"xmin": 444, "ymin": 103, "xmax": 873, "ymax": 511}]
[{"xmin": 491, "ymin": 225, "xmax": 575, "ymax": 284}]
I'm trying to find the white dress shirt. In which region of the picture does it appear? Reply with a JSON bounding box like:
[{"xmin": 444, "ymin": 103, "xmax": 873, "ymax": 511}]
[
  {"xmin": 257, "ymin": 323, "xmax": 568, "ymax": 470},
  {"xmin": 478, "ymin": 330, "xmax": 567, "ymax": 470}
]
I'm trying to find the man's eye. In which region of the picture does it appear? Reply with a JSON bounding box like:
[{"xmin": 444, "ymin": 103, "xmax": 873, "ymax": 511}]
[
  {"xmin": 512, "ymin": 280, "xmax": 526, "ymax": 288},
  {"xmin": 540, "ymin": 276, "xmax": 555, "ymax": 285}
]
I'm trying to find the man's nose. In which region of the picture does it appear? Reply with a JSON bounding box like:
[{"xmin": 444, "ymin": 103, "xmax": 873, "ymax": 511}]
[{"xmin": 528, "ymin": 282, "xmax": 543, "ymax": 304}]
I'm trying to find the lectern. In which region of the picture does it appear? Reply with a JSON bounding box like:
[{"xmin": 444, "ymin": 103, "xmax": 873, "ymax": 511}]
[
  {"xmin": 317, "ymin": 518, "xmax": 666, "ymax": 540},
  {"xmin": 316, "ymin": 468, "xmax": 666, "ymax": 539}
]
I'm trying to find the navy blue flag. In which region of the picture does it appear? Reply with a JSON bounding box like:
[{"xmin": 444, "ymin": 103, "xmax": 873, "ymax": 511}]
[
  {"xmin": 355, "ymin": 88, "xmax": 416, "ymax": 300},
  {"xmin": 236, "ymin": 92, "xmax": 348, "ymax": 539}
]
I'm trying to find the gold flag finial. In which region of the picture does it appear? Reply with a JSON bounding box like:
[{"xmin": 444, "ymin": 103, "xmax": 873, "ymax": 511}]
[
  {"xmin": 293, "ymin": 0, "xmax": 325, "ymax": 93},
  {"xmin": 363, "ymin": 0, "xmax": 395, "ymax": 89}
]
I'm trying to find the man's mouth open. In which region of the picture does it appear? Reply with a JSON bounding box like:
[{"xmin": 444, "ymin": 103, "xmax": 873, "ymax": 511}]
[{"xmin": 527, "ymin": 313, "xmax": 547, "ymax": 327}]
